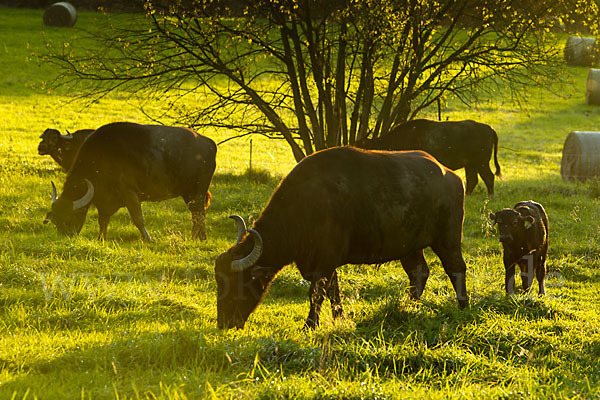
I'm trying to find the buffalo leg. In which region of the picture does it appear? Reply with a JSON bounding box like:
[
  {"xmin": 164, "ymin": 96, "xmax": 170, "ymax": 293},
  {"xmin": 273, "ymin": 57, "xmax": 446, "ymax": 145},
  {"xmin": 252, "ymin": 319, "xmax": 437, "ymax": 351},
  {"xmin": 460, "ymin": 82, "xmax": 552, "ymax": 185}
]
[
  {"xmin": 400, "ymin": 250, "xmax": 430, "ymax": 300},
  {"xmin": 184, "ymin": 193, "xmax": 208, "ymax": 240},
  {"xmin": 97, "ymin": 209, "xmax": 112, "ymax": 241},
  {"xmin": 478, "ymin": 164, "xmax": 495, "ymax": 196},
  {"xmin": 432, "ymin": 244, "xmax": 469, "ymax": 308},
  {"xmin": 305, "ymin": 276, "xmax": 328, "ymax": 329},
  {"xmin": 123, "ymin": 190, "xmax": 152, "ymax": 242},
  {"xmin": 465, "ymin": 168, "xmax": 478, "ymax": 195},
  {"xmin": 326, "ymin": 270, "xmax": 343, "ymax": 319}
]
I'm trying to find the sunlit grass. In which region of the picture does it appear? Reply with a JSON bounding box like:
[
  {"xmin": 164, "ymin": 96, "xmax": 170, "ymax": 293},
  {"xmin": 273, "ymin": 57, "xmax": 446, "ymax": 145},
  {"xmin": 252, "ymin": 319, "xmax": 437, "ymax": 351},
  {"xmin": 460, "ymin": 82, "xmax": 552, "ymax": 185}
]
[{"xmin": 2, "ymin": 6, "xmax": 600, "ymax": 400}]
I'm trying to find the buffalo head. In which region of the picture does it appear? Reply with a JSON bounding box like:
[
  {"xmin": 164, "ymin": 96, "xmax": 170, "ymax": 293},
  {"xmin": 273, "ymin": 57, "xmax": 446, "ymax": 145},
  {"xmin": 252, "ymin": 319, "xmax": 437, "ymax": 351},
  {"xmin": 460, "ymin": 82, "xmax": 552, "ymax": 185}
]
[
  {"xmin": 38, "ymin": 129, "xmax": 67, "ymax": 155},
  {"xmin": 489, "ymin": 208, "xmax": 535, "ymax": 244},
  {"xmin": 215, "ymin": 215, "xmax": 275, "ymax": 329},
  {"xmin": 44, "ymin": 178, "xmax": 94, "ymax": 236}
]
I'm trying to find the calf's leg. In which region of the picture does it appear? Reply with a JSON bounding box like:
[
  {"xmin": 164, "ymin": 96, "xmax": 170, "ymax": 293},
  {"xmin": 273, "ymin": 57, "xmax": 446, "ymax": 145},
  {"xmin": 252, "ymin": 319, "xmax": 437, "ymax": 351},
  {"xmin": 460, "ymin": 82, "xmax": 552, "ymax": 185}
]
[
  {"xmin": 503, "ymin": 253, "xmax": 516, "ymax": 295},
  {"xmin": 519, "ymin": 253, "xmax": 535, "ymax": 293},
  {"xmin": 536, "ymin": 255, "xmax": 546, "ymax": 295}
]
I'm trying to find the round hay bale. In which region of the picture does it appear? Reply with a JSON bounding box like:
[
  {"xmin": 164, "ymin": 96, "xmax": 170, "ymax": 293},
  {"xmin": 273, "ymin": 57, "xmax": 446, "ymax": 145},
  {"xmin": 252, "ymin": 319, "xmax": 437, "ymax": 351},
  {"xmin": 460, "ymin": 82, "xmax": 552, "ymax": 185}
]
[
  {"xmin": 43, "ymin": 2, "xmax": 77, "ymax": 27},
  {"xmin": 564, "ymin": 36, "xmax": 597, "ymax": 66},
  {"xmin": 561, "ymin": 131, "xmax": 600, "ymax": 181},
  {"xmin": 586, "ymin": 69, "xmax": 600, "ymax": 105}
]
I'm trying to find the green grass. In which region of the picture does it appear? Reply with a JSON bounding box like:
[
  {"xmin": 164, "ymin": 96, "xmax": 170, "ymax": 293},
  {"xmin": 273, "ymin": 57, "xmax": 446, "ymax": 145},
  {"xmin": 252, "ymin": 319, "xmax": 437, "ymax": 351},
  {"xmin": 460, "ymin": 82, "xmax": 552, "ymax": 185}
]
[{"xmin": 2, "ymin": 6, "xmax": 600, "ymax": 399}]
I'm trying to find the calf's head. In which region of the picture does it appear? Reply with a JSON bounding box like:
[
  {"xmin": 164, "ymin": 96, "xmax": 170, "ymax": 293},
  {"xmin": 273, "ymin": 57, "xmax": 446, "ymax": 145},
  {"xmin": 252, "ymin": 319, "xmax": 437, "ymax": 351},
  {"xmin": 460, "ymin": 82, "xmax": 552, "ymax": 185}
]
[
  {"xmin": 215, "ymin": 215, "xmax": 275, "ymax": 329},
  {"xmin": 489, "ymin": 208, "xmax": 535, "ymax": 244},
  {"xmin": 44, "ymin": 179, "xmax": 94, "ymax": 236}
]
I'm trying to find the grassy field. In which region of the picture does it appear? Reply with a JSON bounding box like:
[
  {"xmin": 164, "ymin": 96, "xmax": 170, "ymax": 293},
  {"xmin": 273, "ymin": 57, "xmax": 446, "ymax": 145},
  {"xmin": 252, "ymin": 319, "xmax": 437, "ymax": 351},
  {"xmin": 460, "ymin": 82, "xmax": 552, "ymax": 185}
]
[{"xmin": 2, "ymin": 6, "xmax": 600, "ymax": 399}]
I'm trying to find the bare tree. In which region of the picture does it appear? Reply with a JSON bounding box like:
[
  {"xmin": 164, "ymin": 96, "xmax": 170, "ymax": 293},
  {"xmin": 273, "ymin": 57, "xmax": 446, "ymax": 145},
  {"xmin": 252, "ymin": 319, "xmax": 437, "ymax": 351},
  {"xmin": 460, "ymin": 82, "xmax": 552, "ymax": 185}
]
[{"xmin": 44, "ymin": 0, "xmax": 599, "ymax": 161}]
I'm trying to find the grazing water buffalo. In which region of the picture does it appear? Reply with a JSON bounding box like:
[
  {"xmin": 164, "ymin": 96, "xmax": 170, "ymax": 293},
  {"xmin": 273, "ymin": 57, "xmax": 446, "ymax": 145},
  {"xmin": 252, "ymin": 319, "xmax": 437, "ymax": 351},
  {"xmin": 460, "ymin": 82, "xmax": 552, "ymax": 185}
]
[
  {"xmin": 44, "ymin": 122, "xmax": 217, "ymax": 242},
  {"xmin": 38, "ymin": 128, "xmax": 95, "ymax": 172},
  {"xmin": 356, "ymin": 119, "xmax": 501, "ymax": 195},
  {"xmin": 215, "ymin": 147, "xmax": 469, "ymax": 330},
  {"xmin": 490, "ymin": 201, "xmax": 549, "ymax": 295}
]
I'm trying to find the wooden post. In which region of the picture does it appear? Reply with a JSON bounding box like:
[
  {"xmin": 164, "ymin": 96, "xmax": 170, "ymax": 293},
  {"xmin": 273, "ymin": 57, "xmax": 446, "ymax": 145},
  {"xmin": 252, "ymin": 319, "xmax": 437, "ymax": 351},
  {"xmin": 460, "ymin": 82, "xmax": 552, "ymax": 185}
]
[{"xmin": 249, "ymin": 139, "xmax": 253, "ymax": 171}]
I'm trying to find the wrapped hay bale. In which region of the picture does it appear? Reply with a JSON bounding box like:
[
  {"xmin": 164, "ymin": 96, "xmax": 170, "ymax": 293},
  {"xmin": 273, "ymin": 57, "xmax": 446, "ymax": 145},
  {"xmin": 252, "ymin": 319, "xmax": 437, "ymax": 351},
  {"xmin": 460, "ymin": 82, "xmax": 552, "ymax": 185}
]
[
  {"xmin": 43, "ymin": 2, "xmax": 77, "ymax": 27},
  {"xmin": 564, "ymin": 36, "xmax": 597, "ymax": 66},
  {"xmin": 587, "ymin": 69, "xmax": 600, "ymax": 105},
  {"xmin": 561, "ymin": 131, "xmax": 600, "ymax": 181}
]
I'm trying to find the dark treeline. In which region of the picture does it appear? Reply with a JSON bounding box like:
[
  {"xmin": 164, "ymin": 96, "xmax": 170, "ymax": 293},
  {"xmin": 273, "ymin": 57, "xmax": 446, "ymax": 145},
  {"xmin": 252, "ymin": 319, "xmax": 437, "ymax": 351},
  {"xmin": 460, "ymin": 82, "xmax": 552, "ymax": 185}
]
[
  {"xmin": 0, "ymin": 0, "xmax": 142, "ymax": 11},
  {"xmin": 0, "ymin": 0, "xmax": 246, "ymax": 13},
  {"xmin": 1, "ymin": 0, "xmax": 596, "ymax": 31}
]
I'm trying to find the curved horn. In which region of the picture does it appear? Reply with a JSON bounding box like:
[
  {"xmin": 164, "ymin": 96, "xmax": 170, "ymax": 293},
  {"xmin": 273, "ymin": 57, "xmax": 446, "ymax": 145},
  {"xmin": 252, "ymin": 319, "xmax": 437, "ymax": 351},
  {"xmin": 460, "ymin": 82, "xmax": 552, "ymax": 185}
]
[
  {"xmin": 231, "ymin": 229, "xmax": 263, "ymax": 272},
  {"xmin": 51, "ymin": 181, "xmax": 58, "ymax": 204},
  {"xmin": 229, "ymin": 214, "xmax": 247, "ymax": 244},
  {"xmin": 72, "ymin": 179, "xmax": 94, "ymax": 210}
]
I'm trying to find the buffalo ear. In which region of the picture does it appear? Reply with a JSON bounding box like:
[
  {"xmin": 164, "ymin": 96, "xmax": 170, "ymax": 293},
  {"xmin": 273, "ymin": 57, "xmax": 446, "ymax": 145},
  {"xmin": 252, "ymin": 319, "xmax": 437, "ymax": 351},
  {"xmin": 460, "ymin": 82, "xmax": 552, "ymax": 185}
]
[
  {"xmin": 489, "ymin": 213, "xmax": 497, "ymax": 226},
  {"xmin": 523, "ymin": 215, "xmax": 535, "ymax": 229}
]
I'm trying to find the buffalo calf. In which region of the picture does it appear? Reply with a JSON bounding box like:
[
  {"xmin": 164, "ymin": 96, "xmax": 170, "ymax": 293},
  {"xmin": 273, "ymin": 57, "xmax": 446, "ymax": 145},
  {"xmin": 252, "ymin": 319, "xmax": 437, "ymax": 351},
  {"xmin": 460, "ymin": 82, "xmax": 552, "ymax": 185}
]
[{"xmin": 490, "ymin": 201, "xmax": 549, "ymax": 295}]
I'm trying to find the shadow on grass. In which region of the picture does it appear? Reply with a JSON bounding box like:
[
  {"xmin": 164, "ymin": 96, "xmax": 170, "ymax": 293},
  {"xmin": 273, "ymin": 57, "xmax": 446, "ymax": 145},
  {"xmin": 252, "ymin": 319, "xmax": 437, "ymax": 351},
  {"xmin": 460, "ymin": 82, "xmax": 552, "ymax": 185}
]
[
  {"xmin": 2, "ymin": 290, "xmax": 591, "ymax": 399},
  {"xmin": 354, "ymin": 290, "xmax": 574, "ymax": 343},
  {"xmin": 0, "ymin": 289, "xmax": 203, "ymax": 331},
  {"xmin": 0, "ymin": 327, "xmax": 324, "ymax": 398},
  {"xmin": 1, "ymin": 284, "xmax": 596, "ymax": 398}
]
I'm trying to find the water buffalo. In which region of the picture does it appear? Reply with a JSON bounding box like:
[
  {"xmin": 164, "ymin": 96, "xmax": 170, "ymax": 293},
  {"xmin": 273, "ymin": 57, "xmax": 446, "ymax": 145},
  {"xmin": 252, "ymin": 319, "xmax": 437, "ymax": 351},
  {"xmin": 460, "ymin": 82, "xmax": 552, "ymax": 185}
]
[
  {"xmin": 356, "ymin": 119, "xmax": 501, "ymax": 195},
  {"xmin": 38, "ymin": 128, "xmax": 95, "ymax": 172},
  {"xmin": 490, "ymin": 201, "xmax": 549, "ymax": 295},
  {"xmin": 215, "ymin": 147, "xmax": 469, "ymax": 330},
  {"xmin": 44, "ymin": 122, "xmax": 217, "ymax": 242}
]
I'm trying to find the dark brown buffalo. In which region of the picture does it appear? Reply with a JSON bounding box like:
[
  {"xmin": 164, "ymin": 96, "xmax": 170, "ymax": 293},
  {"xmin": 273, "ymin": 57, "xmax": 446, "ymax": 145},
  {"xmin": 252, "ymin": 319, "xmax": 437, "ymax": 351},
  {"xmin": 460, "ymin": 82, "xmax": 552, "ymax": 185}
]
[
  {"xmin": 489, "ymin": 201, "xmax": 549, "ymax": 295},
  {"xmin": 215, "ymin": 147, "xmax": 469, "ymax": 330},
  {"xmin": 356, "ymin": 119, "xmax": 501, "ymax": 195},
  {"xmin": 38, "ymin": 128, "xmax": 95, "ymax": 172},
  {"xmin": 44, "ymin": 122, "xmax": 217, "ymax": 242}
]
